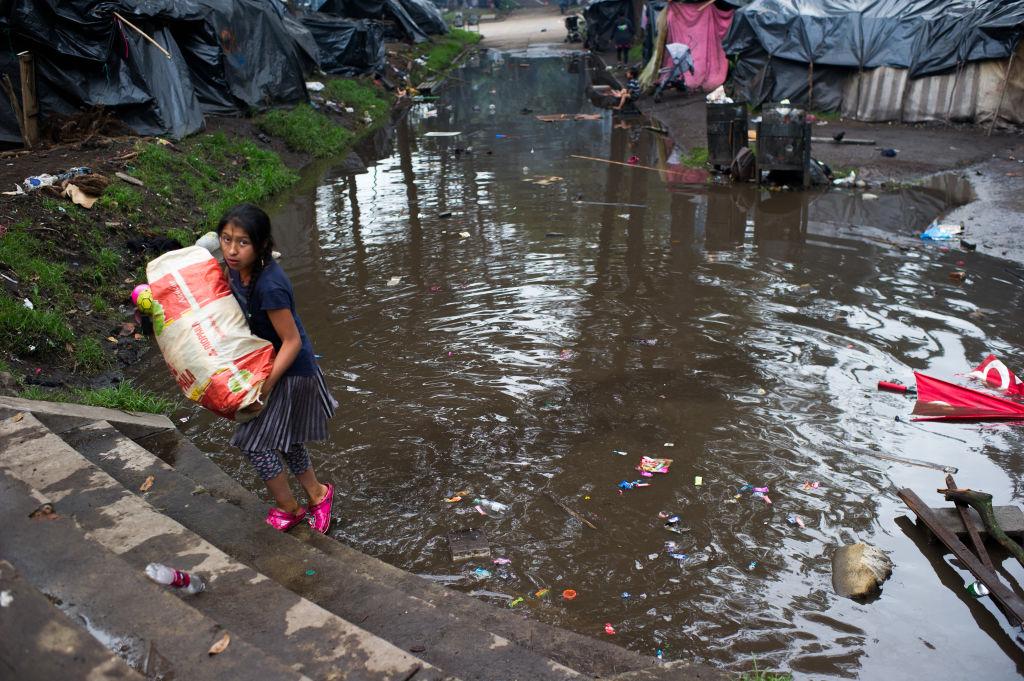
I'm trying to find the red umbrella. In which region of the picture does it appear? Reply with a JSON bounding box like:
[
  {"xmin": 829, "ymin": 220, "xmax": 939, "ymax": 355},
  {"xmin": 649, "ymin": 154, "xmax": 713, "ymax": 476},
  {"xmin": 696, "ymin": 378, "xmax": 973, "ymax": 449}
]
[{"xmin": 912, "ymin": 372, "xmax": 1024, "ymax": 422}]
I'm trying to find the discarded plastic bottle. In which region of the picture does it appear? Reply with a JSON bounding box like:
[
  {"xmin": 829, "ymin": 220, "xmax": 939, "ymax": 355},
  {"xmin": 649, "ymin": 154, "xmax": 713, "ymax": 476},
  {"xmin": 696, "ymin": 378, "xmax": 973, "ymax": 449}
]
[
  {"xmin": 473, "ymin": 498, "xmax": 508, "ymax": 513},
  {"xmin": 145, "ymin": 563, "xmax": 205, "ymax": 594}
]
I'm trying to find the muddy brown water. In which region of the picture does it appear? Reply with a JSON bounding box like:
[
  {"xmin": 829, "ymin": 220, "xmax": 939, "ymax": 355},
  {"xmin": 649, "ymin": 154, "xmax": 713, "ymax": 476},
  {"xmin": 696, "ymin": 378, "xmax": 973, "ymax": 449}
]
[{"xmin": 133, "ymin": 52, "xmax": 1024, "ymax": 678}]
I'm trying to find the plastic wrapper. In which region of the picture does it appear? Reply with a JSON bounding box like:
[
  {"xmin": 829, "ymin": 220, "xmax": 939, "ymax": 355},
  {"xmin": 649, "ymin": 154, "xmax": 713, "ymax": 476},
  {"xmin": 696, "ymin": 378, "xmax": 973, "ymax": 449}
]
[{"xmin": 146, "ymin": 246, "xmax": 275, "ymax": 422}]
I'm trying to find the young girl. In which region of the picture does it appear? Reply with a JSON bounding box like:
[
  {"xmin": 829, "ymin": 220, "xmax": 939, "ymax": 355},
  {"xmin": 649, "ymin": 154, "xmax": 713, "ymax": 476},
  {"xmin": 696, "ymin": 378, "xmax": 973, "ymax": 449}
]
[{"xmin": 217, "ymin": 203, "xmax": 338, "ymax": 534}]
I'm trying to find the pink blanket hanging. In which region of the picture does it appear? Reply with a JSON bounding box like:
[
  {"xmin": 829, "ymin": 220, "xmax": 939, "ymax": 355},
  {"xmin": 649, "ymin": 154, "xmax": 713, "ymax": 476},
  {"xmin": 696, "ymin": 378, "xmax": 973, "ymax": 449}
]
[{"xmin": 661, "ymin": 3, "xmax": 733, "ymax": 91}]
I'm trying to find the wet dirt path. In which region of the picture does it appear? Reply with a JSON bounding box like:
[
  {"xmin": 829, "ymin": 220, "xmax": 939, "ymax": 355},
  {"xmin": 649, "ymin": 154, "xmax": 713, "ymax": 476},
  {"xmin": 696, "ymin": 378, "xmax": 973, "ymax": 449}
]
[{"xmin": 136, "ymin": 51, "xmax": 1024, "ymax": 679}]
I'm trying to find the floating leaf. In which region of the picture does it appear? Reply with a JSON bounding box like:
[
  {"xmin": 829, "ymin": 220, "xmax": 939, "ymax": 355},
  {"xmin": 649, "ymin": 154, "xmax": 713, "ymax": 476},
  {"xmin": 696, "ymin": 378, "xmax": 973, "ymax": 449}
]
[{"xmin": 139, "ymin": 475, "xmax": 155, "ymax": 493}]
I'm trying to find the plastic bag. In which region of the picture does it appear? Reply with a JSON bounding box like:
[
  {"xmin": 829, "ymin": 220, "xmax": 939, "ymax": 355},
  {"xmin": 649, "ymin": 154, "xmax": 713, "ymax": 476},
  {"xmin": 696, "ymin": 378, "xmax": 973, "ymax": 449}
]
[{"xmin": 146, "ymin": 246, "xmax": 275, "ymax": 422}]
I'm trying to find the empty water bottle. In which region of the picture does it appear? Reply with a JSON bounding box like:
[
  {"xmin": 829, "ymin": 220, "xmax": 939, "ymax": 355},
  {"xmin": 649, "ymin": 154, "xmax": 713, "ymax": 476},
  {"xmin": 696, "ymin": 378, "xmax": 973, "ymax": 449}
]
[
  {"xmin": 473, "ymin": 497, "xmax": 508, "ymax": 513},
  {"xmin": 145, "ymin": 563, "xmax": 206, "ymax": 594}
]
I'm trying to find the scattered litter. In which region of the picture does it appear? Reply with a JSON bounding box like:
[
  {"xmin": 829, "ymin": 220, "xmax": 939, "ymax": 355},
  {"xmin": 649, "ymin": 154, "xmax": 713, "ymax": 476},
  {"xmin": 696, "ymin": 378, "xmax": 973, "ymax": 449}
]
[
  {"xmin": 562, "ymin": 589, "xmax": 577, "ymax": 600},
  {"xmin": 667, "ymin": 552, "xmax": 688, "ymax": 561},
  {"xmin": 63, "ymin": 183, "xmax": 98, "ymax": 209},
  {"xmin": 921, "ymin": 221, "xmax": 963, "ymax": 240},
  {"xmin": 139, "ymin": 475, "xmax": 155, "ymax": 492},
  {"xmin": 612, "ymin": 450, "xmax": 628, "ymax": 456},
  {"xmin": 423, "ymin": 131, "xmax": 462, "ymax": 137},
  {"xmin": 747, "ymin": 561, "xmax": 758, "ymax": 570},
  {"xmin": 208, "ymin": 632, "xmax": 230, "ymax": 656},
  {"xmin": 663, "ymin": 514, "xmax": 681, "ymax": 526},
  {"xmin": 656, "ymin": 649, "xmax": 664, "ymax": 660},
  {"xmin": 492, "ymin": 557, "xmax": 511, "ymax": 565},
  {"xmin": 508, "ymin": 596, "xmax": 524, "ymax": 607},
  {"xmin": 604, "ymin": 623, "xmax": 616, "ymax": 635},
  {"xmin": 28, "ymin": 503, "xmax": 58, "ymax": 521},
  {"xmin": 706, "ymin": 85, "xmax": 733, "ymax": 104},
  {"xmin": 663, "ymin": 442, "xmax": 674, "ymax": 447},
  {"xmin": 786, "ymin": 513, "xmax": 805, "ymax": 528},
  {"xmin": 21, "ymin": 298, "xmax": 32, "ymax": 310},
  {"xmin": 966, "ymin": 580, "xmax": 990, "ymax": 598},
  {"xmin": 880, "ymin": 148, "xmax": 898, "ymax": 157},
  {"xmin": 534, "ymin": 588, "xmax": 550, "ymax": 598},
  {"xmin": 694, "ymin": 476, "xmax": 703, "ymax": 486},
  {"xmin": 145, "ymin": 563, "xmax": 205, "ymax": 594},
  {"xmin": 949, "ymin": 271, "xmax": 966, "ymax": 284},
  {"xmin": 474, "ymin": 497, "xmax": 508, "ymax": 513},
  {"xmin": 802, "ymin": 481, "xmax": 820, "ymax": 490},
  {"xmin": 472, "ymin": 567, "xmax": 492, "ymax": 579},
  {"xmin": 474, "ymin": 505, "xmax": 488, "ymax": 515},
  {"xmin": 862, "ymin": 193, "xmax": 878, "ymax": 200},
  {"xmin": 459, "ymin": 231, "xmax": 471, "ymax": 238},
  {"xmin": 448, "ymin": 528, "xmax": 491, "ymax": 562},
  {"xmin": 636, "ymin": 456, "xmax": 672, "ymax": 474},
  {"xmin": 444, "ymin": 495, "xmax": 463, "ymax": 503},
  {"xmin": 622, "ymin": 591, "xmax": 631, "ymax": 598},
  {"xmin": 305, "ymin": 569, "xmax": 316, "ymax": 576},
  {"xmin": 386, "ymin": 276, "xmax": 403, "ymax": 286},
  {"xmin": 0, "ymin": 590, "xmax": 11, "ymax": 607},
  {"xmin": 306, "ymin": 81, "xmax": 325, "ymax": 91},
  {"xmin": 438, "ymin": 210, "xmax": 453, "ymax": 218},
  {"xmin": 618, "ymin": 479, "xmax": 651, "ymax": 491},
  {"xmin": 634, "ymin": 559, "xmax": 643, "ymax": 570}
]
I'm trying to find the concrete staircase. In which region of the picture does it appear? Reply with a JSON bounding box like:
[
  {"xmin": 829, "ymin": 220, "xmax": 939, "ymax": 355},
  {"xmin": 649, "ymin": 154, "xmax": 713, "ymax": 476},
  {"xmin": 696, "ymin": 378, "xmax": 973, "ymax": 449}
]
[{"xmin": 0, "ymin": 396, "xmax": 727, "ymax": 681}]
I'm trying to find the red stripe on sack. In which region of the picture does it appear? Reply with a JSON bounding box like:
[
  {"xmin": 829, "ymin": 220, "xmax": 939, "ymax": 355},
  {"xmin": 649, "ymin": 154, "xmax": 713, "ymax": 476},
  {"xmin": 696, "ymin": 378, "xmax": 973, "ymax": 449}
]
[
  {"xmin": 150, "ymin": 259, "xmax": 231, "ymax": 324},
  {"xmin": 198, "ymin": 344, "xmax": 276, "ymax": 420}
]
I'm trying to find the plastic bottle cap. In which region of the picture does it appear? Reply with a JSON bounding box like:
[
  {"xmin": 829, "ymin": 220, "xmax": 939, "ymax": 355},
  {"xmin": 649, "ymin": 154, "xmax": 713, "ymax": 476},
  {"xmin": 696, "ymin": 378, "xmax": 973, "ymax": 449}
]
[{"xmin": 562, "ymin": 589, "xmax": 577, "ymax": 600}]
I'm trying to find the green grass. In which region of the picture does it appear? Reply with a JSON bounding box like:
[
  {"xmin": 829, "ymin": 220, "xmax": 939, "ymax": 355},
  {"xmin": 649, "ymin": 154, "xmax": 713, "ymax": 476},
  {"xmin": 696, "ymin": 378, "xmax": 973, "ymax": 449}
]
[
  {"xmin": 130, "ymin": 132, "xmax": 299, "ymax": 228},
  {"xmin": 73, "ymin": 337, "xmax": 109, "ymax": 373},
  {"xmin": 257, "ymin": 105, "xmax": 354, "ymax": 159},
  {"xmin": 96, "ymin": 184, "xmax": 143, "ymax": 212},
  {"xmin": 324, "ymin": 78, "xmax": 391, "ymax": 124},
  {"xmin": 90, "ymin": 294, "xmax": 110, "ymax": 315},
  {"xmin": 681, "ymin": 146, "xmax": 709, "ymax": 168},
  {"xmin": 738, "ymin": 672, "xmax": 792, "ymax": 681},
  {"xmin": 628, "ymin": 43, "xmax": 644, "ymax": 64},
  {"xmin": 20, "ymin": 381, "xmax": 176, "ymax": 415},
  {"xmin": 415, "ymin": 29, "xmax": 482, "ymax": 78},
  {"xmin": 0, "ymin": 294, "xmax": 74, "ymax": 356}
]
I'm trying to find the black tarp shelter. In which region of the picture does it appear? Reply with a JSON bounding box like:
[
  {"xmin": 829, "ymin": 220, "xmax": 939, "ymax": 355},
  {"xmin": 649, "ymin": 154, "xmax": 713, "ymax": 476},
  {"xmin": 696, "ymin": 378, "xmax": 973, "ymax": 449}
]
[{"xmin": 724, "ymin": 0, "xmax": 1024, "ymax": 108}]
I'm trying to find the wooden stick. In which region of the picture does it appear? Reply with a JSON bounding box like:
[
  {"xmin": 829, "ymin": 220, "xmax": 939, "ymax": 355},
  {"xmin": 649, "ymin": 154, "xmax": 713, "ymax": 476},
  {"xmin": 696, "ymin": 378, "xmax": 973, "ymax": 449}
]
[
  {"xmin": 937, "ymin": 486, "xmax": 1024, "ymax": 568},
  {"xmin": 945, "ymin": 475, "xmax": 995, "ymax": 572},
  {"xmin": 899, "ymin": 487, "xmax": 1024, "ymax": 625},
  {"xmin": 988, "ymin": 49, "xmax": 1016, "ymax": 137},
  {"xmin": 543, "ymin": 491, "xmax": 598, "ymax": 530},
  {"xmin": 113, "ymin": 12, "xmax": 172, "ymax": 60},
  {"xmin": 16, "ymin": 52, "xmax": 38, "ymax": 146},
  {"xmin": 810, "ymin": 136, "xmax": 875, "ymax": 145},
  {"xmin": 0, "ymin": 74, "xmax": 25, "ymax": 145},
  {"xmin": 571, "ymin": 154, "xmax": 674, "ymax": 175}
]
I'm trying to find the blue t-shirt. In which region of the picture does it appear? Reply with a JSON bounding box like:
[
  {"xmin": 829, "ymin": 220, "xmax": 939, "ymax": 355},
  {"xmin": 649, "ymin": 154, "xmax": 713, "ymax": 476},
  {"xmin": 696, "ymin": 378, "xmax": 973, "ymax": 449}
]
[{"xmin": 228, "ymin": 260, "xmax": 318, "ymax": 377}]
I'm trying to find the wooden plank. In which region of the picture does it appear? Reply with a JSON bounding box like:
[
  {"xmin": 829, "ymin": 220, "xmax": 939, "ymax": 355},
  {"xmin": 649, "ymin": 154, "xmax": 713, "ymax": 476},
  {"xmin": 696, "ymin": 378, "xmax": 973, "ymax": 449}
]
[
  {"xmin": 928, "ymin": 505, "xmax": 1024, "ymax": 540},
  {"xmin": 17, "ymin": 51, "xmax": 38, "ymax": 147},
  {"xmin": 898, "ymin": 488, "xmax": 1024, "ymax": 625},
  {"xmin": 946, "ymin": 474, "xmax": 995, "ymax": 571}
]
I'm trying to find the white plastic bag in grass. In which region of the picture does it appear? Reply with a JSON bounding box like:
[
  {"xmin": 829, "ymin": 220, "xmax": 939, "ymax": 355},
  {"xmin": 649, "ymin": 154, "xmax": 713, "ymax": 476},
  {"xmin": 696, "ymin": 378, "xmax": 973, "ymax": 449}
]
[{"xmin": 146, "ymin": 246, "xmax": 274, "ymax": 422}]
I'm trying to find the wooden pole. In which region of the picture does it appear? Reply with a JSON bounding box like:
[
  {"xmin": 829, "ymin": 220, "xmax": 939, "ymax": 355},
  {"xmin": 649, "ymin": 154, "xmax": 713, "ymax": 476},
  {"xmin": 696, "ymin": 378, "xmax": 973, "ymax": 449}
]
[
  {"xmin": 113, "ymin": 12, "xmax": 172, "ymax": 60},
  {"xmin": 988, "ymin": 49, "xmax": 1016, "ymax": 137},
  {"xmin": 945, "ymin": 475, "xmax": 995, "ymax": 572},
  {"xmin": 571, "ymin": 153, "xmax": 671, "ymax": 174},
  {"xmin": 16, "ymin": 52, "xmax": 38, "ymax": 147}
]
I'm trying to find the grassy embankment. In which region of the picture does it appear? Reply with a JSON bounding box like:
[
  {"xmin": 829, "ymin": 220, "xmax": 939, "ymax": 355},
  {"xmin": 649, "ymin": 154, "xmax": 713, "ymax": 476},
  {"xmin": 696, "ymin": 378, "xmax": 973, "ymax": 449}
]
[{"xmin": 1, "ymin": 34, "xmax": 481, "ymax": 414}]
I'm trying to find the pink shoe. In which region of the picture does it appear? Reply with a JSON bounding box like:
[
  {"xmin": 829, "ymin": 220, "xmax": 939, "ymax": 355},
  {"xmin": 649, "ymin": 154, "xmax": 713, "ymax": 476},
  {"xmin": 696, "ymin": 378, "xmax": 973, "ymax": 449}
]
[
  {"xmin": 266, "ymin": 506, "xmax": 307, "ymax": 532},
  {"xmin": 308, "ymin": 483, "xmax": 334, "ymax": 534}
]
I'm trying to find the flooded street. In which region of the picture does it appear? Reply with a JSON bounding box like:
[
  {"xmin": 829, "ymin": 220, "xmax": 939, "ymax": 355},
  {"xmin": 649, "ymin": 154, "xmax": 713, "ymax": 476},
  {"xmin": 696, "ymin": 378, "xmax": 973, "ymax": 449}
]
[{"xmin": 136, "ymin": 51, "xmax": 1024, "ymax": 678}]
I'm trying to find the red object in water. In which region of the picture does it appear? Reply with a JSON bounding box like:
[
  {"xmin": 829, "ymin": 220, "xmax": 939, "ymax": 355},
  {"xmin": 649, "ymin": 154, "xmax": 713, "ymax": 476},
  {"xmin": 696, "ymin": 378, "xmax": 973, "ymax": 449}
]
[
  {"xmin": 627, "ymin": 155, "xmax": 640, "ymax": 165},
  {"xmin": 970, "ymin": 354, "xmax": 1024, "ymax": 396},
  {"xmin": 604, "ymin": 623, "xmax": 616, "ymax": 635},
  {"xmin": 878, "ymin": 380, "xmax": 912, "ymax": 394},
  {"xmin": 912, "ymin": 372, "xmax": 1024, "ymax": 422}
]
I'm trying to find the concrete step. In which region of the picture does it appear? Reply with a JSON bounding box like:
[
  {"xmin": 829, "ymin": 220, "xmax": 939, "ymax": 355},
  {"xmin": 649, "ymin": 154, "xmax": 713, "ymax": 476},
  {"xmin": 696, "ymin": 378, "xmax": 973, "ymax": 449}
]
[
  {"xmin": 0, "ymin": 482, "xmax": 309, "ymax": 681},
  {"xmin": 69, "ymin": 419, "xmax": 728, "ymax": 680},
  {"xmin": 0, "ymin": 411, "xmax": 450, "ymax": 681},
  {"xmin": 0, "ymin": 558, "xmax": 144, "ymax": 681},
  {"xmin": 61, "ymin": 420, "xmax": 590, "ymax": 681}
]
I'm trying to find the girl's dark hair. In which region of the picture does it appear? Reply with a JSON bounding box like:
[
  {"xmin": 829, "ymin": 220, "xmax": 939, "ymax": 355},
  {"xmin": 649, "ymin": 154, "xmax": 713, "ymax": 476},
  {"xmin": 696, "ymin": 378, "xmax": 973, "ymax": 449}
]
[{"xmin": 216, "ymin": 203, "xmax": 275, "ymax": 275}]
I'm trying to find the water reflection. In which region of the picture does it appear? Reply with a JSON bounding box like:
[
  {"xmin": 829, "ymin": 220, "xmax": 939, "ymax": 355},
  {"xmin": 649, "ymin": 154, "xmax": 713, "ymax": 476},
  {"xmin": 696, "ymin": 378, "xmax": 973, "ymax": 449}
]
[{"xmin": 135, "ymin": 53, "xmax": 1024, "ymax": 679}]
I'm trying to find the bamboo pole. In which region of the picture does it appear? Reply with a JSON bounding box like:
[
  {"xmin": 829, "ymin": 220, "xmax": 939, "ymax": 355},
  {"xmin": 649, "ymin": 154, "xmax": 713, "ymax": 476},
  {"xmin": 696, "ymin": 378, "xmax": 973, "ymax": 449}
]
[
  {"xmin": 113, "ymin": 11, "xmax": 172, "ymax": 60},
  {"xmin": 988, "ymin": 49, "xmax": 1016, "ymax": 136},
  {"xmin": 570, "ymin": 153, "xmax": 670, "ymax": 174},
  {"xmin": 16, "ymin": 52, "xmax": 38, "ymax": 147}
]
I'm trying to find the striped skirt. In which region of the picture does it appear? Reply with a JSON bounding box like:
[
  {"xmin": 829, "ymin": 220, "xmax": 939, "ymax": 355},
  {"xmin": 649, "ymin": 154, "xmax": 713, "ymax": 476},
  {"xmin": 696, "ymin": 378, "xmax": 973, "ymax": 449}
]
[{"xmin": 230, "ymin": 368, "xmax": 337, "ymax": 453}]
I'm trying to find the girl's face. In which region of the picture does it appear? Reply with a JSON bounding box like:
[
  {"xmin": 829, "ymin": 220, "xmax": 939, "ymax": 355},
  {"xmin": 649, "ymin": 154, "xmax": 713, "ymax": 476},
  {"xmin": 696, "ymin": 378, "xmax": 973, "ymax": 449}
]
[{"xmin": 219, "ymin": 222, "xmax": 257, "ymax": 275}]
